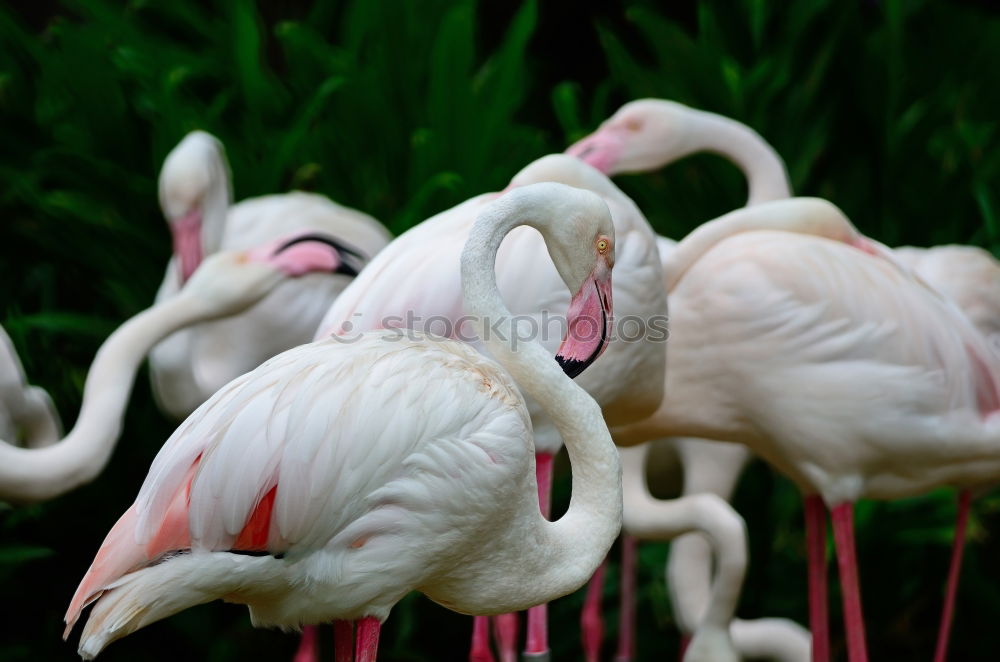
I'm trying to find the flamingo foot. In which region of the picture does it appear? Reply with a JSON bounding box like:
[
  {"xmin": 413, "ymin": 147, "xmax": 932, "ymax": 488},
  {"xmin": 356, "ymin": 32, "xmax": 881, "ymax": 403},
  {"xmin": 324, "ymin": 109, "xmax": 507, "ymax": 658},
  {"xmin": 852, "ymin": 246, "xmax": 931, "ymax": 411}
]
[{"xmin": 292, "ymin": 625, "xmax": 319, "ymax": 662}]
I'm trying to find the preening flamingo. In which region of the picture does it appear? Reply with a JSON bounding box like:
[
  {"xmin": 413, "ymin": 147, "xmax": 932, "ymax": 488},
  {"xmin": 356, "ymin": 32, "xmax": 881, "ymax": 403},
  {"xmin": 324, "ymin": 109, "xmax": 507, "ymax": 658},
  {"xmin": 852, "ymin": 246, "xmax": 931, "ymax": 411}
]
[
  {"xmin": 611, "ymin": 197, "xmax": 1000, "ymax": 662},
  {"xmin": 151, "ymin": 131, "xmax": 391, "ymax": 419},
  {"xmin": 891, "ymin": 243, "xmax": 1000, "ymax": 662},
  {"xmin": 573, "ymin": 99, "xmax": 1000, "ymax": 662},
  {"xmin": 64, "ymin": 183, "xmax": 626, "ymax": 662},
  {"xmin": 0, "ymin": 324, "xmax": 61, "ymax": 449},
  {"xmin": 568, "ymin": 99, "xmax": 805, "ymax": 661},
  {"xmin": 0, "ymin": 232, "xmax": 355, "ymax": 502},
  {"xmin": 315, "ymin": 154, "xmax": 668, "ymax": 662}
]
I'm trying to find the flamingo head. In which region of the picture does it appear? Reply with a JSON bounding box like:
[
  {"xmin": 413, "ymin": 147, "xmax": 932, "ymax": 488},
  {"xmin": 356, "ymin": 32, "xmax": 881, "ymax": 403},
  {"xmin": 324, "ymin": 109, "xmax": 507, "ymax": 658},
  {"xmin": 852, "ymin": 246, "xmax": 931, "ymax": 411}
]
[
  {"xmin": 536, "ymin": 187, "xmax": 615, "ymax": 379},
  {"xmin": 180, "ymin": 231, "xmax": 366, "ymax": 317},
  {"xmin": 566, "ymin": 99, "xmax": 695, "ymax": 175},
  {"xmin": 159, "ymin": 131, "xmax": 232, "ymax": 284}
]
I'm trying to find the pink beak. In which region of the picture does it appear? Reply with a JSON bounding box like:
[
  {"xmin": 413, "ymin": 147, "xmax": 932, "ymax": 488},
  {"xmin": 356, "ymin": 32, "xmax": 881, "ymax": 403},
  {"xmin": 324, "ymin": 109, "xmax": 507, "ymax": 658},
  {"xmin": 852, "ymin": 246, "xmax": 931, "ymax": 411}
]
[
  {"xmin": 555, "ymin": 269, "xmax": 614, "ymax": 378},
  {"xmin": 170, "ymin": 209, "xmax": 203, "ymax": 283},
  {"xmin": 565, "ymin": 129, "xmax": 625, "ymax": 175}
]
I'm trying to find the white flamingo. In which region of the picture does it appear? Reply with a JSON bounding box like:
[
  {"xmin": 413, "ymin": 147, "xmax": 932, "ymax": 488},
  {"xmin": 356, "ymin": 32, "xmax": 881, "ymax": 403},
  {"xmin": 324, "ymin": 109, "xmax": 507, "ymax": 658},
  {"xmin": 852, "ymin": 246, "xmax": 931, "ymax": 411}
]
[
  {"xmin": 568, "ymin": 99, "xmax": 803, "ymax": 661},
  {"xmin": 0, "ymin": 324, "xmax": 61, "ymax": 449},
  {"xmin": 0, "ymin": 232, "xmax": 353, "ymax": 502},
  {"xmin": 571, "ymin": 98, "xmax": 1000, "ymax": 662},
  {"xmin": 64, "ymin": 183, "xmax": 655, "ymax": 662},
  {"xmin": 611, "ymin": 197, "xmax": 1000, "ymax": 662},
  {"xmin": 151, "ymin": 131, "xmax": 391, "ymax": 419},
  {"xmin": 314, "ymin": 154, "xmax": 670, "ymax": 662}
]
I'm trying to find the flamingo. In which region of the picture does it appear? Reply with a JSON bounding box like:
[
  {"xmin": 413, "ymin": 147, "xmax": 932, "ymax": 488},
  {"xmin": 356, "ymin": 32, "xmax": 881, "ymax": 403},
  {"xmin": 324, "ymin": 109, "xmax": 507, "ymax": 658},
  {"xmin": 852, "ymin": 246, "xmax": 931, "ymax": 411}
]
[
  {"xmin": 0, "ymin": 324, "xmax": 61, "ymax": 449},
  {"xmin": 63, "ymin": 182, "xmax": 638, "ymax": 662},
  {"xmin": 571, "ymin": 99, "xmax": 1000, "ymax": 662},
  {"xmin": 890, "ymin": 244, "xmax": 1000, "ymax": 662},
  {"xmin": 314, "ymin": 154, "xmax": 669, "ymax": 662},
  {"xmin": 610, "ymin": 196, "xmax": 1000, "ymax": 662},
  {"xmin": 0, "ymin": 232, "xmax": 356, "ymax": 502},
  {"xmin": 151, "ymin": 131, "xmax": 391, "ymax": 419},
  {"xmin": 568, "ymin": 99, "xmax": 803, "ymax": 661}
]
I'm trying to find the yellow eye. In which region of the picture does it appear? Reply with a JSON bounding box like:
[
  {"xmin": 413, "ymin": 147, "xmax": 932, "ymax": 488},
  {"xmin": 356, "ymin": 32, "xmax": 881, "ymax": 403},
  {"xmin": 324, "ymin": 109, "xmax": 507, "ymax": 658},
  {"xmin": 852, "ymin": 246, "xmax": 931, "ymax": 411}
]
[{"xmin": 597, "ymin": 238, "xmax": 609, "ymax": 254}]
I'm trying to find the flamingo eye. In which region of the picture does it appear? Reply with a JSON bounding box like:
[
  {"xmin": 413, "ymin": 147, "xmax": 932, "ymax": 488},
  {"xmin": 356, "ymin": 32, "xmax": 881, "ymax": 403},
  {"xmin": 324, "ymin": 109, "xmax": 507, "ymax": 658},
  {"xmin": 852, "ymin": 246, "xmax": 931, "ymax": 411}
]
[
  {"xmin": 625, "ymin": 119, "xmax": 642, "ymax": 132},
  {"xmin": 597, "ymin": 238, "xmax": 610, "ymax": 254}
]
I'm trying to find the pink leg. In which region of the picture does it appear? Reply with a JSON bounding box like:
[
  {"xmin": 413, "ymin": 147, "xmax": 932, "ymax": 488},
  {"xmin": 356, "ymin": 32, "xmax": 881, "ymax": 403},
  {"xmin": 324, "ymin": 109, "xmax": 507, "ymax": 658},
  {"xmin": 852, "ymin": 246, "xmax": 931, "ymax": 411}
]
[
  {"xmin": 525, "ymin": 453, "xmax": 555, "ymax": 658},
  {"xmin": 831, "ymin": 502, "xmax": 868, "ymax": 662},
  {"xmin": 470, "ymin": 616, "xmax": 495, "ymax": 662},
  {"xmin": 677, "ymin": 635, "xmax": 690, "ymax": 662},
  {"xmin": 334, "ymin": 620, "xmax": 354, "ymax": 662},
  {"xmin": 292, "ymin": 625, "xmax": 319, "ymax": 662},
  {"xmin": 581, "ymin": 559, "xmax": 607, "ymax": 662},
  {"xmin": 492, "ymin": 613, "xmax": 519, "ymax": 662},
  {"xmin": 805, "ymin": 495, "xmax": 830, "ymax": 662},
  {"xmin": 933, "ymin": 489, "xmax": 972, "ymax": 662},
  {"xmin": 354, "ymin": 617, "xmax": 380, "ymax": 662},
  {"xmin": 613, "ymin": 534, "xmax": 637, "ymax": 662}
]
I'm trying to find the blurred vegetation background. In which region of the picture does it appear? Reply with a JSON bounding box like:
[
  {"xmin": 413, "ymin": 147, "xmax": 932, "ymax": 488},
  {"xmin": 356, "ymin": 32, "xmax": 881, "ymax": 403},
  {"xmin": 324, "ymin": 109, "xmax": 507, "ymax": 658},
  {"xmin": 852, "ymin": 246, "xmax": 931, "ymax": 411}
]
[{"xmin": 2, "ymin": 0, "xmax": 999, "ymax": 660}]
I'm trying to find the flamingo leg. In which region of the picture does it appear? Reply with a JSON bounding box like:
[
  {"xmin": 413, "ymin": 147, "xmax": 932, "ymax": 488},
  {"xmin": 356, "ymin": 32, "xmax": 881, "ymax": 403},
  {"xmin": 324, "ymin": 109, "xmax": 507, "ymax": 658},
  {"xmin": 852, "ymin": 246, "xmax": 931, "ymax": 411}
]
[
  {"xmin": 581, "ymin": 558, "xmax": 607, "ymax": 662},
  {"xmin": 933, "ymin": 489, "xmax": 972, "ymax": 662},
  {"xmin": 613, "ymin": 534, "xmax": 637, "ymax": 662},
  {"xmin": 334, "ymin": 620, "xmax": 354, "ymax": 662},
  {"xmin": 470, "ymin": 616, "xmax": 496, "ymax": 662},
  {"xmin": 830, "ymin": 502, "xmax": 868, "ymax": 662},
  {"xmin": 804, "ymin": 495, "xmax": 830, "ymax": 662},
  {"xmin": 525, "ymin": 452, "xmax": 555, "ymax": 659},
  {"xmin": 354, "ymin": 617, "xmax": 380, "ymax": 662},
  {"xmin": 677, "ymin": 635, "xmax": 690, "ymax": 662},
  {"xmin": 492, "ymin": 613, "xmax": 518, "ymax": 662},
  {"xmin": 292, "ymin": 625, "xmax": 320, "ymax": 662}
]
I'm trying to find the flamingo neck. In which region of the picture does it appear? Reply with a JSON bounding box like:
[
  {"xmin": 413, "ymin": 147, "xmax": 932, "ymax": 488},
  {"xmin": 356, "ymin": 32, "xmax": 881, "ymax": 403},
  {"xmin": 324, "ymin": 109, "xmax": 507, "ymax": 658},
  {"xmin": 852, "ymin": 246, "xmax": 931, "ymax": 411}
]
[
  {"xmin": 680, "ymin": 110, "xmax": 790, "ymax": 206},
  {"xmin": 664, "ymin": 198, "xmax": 859, "ymax": 292},
  {"xmin": 460, "ymin": 189, "xmax": 622, "ymax": 606},
  {"xmin": 0, "ymin": 294, "xmax": 222, "ymax": 502}
]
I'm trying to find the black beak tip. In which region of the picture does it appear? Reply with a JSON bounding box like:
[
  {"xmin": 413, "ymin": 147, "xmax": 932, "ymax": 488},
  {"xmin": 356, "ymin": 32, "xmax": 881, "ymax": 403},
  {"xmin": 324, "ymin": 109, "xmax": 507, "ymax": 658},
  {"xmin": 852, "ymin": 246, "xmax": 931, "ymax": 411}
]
[
  {"xmin": 555, "ymin": 354, "xmax": 587, "ymax": 379},
  {"xmin": 335, "ymin": 262, "xmax": 360, "ymax": 277}
]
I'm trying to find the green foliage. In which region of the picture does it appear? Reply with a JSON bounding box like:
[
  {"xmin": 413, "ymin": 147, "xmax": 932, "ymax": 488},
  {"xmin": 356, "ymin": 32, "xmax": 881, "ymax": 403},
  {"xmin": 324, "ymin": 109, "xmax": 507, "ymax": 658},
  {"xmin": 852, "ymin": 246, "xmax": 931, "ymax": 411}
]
[{"xmin": 1, "ymin": 1, "xmax": 999, "ymax": 660}]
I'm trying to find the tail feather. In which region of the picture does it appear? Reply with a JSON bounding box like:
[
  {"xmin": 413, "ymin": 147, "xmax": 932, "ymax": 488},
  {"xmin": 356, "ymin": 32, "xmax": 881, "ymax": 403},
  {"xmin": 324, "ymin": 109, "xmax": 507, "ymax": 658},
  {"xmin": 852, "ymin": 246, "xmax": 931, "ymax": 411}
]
[{"xmin": 74, "ymin": 552, "xmax": 267, "ymax": 659}]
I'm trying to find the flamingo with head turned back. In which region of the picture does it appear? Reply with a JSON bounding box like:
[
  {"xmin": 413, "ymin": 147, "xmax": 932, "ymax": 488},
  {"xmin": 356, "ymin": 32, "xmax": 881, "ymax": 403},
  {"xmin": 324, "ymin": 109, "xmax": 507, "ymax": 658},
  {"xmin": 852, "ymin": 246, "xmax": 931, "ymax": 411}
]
[
  {"xmin": 64, "ymin": 182, "xmax": 630, "ymax": 662},
  {"xmin": 609, "ymin": 196, "xmax": 1000, "ymax": 662},
  {"xmin": 571, "ymin": 99, "xmax": 1000, "ymax": 662},
  {"xmin": 891, "ymin": 244, "xmax": 1000, "ymax": 662},
  {"xmin": 151, "ymin": 131, "xmax": 391, "ymax": 420},
  {"xmin": 314, "ymin": 154, "xmax": 669, "ymax": 662},
  {"xmin": 568, "ymin": 99, "xmax": 804, "ymax": 661},
  {"xmin": 0, "ymin": 232, "xmax": 356, "ymax": 503},
  {"xmin": 0, "ymin": 324, "xmax": 61, "ymax": 450}
]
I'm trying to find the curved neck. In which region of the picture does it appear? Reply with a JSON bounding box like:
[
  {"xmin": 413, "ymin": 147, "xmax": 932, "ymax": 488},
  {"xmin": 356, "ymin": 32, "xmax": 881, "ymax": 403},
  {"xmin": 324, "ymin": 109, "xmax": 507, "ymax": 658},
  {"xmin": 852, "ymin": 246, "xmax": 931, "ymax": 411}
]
[
  {"xmin": 679, "ymin": 110, "xmax": 791, "ymax": 206},
  {"xmin": 460, "ymin": 194, "xmax": 622, "ymax": 605},
  {"xmin": 0, "ymin": 295, "xmax": 218, "ymax": 502},
  {"xmin": 664, "ymin": 198, "xmax": 859, "ymax": 291},
  {"xmin": 619, "ymin": 445, "xmax": 745, "ymax": 636}
]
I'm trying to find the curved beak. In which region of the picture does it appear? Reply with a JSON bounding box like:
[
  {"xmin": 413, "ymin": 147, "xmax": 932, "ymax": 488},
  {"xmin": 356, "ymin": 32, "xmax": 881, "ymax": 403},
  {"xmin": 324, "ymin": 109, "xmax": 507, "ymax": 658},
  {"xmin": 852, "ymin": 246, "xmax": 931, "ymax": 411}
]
[
  {"xmin": 565, "ymin": 129, "xmax": 625, "ymax": 175},
  {"xmin": 555, "ymin": 267, "xmax": 613, "ymax": 378},
  {"xmin": 170, "ymin": 209, "xmax": 203, "ymax": 283},
  {"xmin": 252, "ymin": 232, "xmax": 367, "ymax": 277}
]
